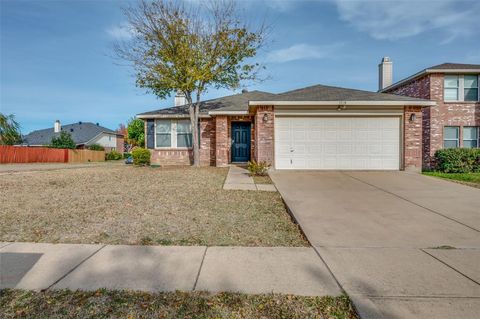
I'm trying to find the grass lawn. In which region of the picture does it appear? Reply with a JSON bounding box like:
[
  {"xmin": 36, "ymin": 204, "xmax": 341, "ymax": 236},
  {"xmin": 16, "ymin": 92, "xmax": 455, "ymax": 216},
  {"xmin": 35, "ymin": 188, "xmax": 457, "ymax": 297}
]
[
  {"xmin": 0, "ymin": 289, "xmax": 358, "ymax": 319},
  {"xmin": 423, "ymin": 172, "xmax": 480, "ymax": 188},
  {"xmin": 252, "ymin": 174, "xmax": 273, "ymax": 184},
  {"xmin": 0, "ymin": 165, "xmax": 306, "ymax": 246}
]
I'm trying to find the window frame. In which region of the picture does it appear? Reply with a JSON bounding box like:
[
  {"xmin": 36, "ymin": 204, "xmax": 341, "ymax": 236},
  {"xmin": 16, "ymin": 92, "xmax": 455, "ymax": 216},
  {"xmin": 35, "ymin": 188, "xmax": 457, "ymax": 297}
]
[
  {"xmin": 444, "ymin": 74, "xmax": 480, "ymax": 102},
  {"xmin": 443, "ymin": 126, "xmax": 460, "ymax": 149},
  {"xmin": 154, "ymin": 119, "xmax": 193, "ymax": 149},
  {"xmin": 462, "ymin": 126, "xmax": 479, "ymax": 149}
]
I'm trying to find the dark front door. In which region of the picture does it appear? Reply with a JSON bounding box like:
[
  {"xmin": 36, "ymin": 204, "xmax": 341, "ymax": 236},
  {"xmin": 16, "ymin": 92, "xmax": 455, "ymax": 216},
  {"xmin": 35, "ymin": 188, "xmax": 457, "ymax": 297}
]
[{"xmin": 231, "ymin": 122, "xmax": 251, "ymax": 162}]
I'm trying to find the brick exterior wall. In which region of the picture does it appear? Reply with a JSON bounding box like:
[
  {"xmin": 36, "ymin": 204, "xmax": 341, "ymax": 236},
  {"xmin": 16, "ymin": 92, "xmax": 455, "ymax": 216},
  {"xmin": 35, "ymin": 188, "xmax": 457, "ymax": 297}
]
[
  {"xmin": 403, "ymin": 106, "xmax": 423, "ymax": 171},
  {"xmin": 150, "ymin": 118, "xmax": 215, "ymax": 166},
  {"xmin": 387, "ymin": 73, "xmax": 480, "ymax": 168},
  {"xmin": 254, "ymin": 106, "xmax": 274, "ymax": 165},
  {"xmin": 215, "ymin": 116, "xmax": 229, "ymax": 167},
  {"xmin": 116, "ymin": 136, "xmax": 124, "ymax": 153}
]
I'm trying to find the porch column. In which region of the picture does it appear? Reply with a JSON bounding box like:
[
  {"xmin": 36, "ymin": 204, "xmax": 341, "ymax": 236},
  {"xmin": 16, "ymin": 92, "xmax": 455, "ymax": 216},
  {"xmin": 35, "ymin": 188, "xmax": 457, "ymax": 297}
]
[
  {"xmin": 215, "ymin": 115, "xmax": 229, "ymax": 167},
  {"xmin": 255, "ymin": 106, "xmax": 274, "ymax": 165},
  {"xmin": 404, "ymin": 105, "xmax": 423, "ymax": 171}
]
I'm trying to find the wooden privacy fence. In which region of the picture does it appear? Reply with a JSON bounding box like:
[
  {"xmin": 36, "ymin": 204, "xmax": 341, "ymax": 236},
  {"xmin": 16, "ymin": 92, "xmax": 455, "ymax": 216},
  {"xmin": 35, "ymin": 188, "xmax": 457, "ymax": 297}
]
[
  {"xmin": 67, "ymin": 149, "xmax": 105, "ymax": 163},
  {"xmin": 0, "ymin": 146, "xmax": 105, "ymax": 164}
]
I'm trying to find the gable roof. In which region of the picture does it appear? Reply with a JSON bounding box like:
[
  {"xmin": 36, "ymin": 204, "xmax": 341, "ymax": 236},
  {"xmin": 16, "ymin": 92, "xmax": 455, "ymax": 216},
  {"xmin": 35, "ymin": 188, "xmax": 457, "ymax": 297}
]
[
  {"xmin": 23, "ymin": 122, "xmax": 119, "ymax": 146},
  {"xmin": 137, "ymin": 90, "xmax": 276, "ymax": 118},
  {"xmin": 138, "ymin": 84, "xmax": 433, "ymax": 118},
  {"xmin": 381, "ymin": 62, "xmax": 480, "ymax": 92}
]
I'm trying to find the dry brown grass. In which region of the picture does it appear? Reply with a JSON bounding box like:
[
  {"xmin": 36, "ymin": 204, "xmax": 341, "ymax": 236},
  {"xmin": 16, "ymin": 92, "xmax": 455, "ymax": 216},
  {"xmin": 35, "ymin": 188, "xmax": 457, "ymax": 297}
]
[{"xmin": 0, "ymin": 165, "xmax": 307, "ymax": 246}]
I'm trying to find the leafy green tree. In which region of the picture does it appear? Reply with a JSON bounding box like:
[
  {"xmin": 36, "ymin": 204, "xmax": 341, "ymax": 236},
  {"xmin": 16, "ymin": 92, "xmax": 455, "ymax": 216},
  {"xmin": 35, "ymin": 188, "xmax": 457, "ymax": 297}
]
[
  {"xmin": 50, "ymin": 131, "xmax": 76, "ymax": 149},
  {"xmin": 127, "ymin": 118, "xmax": 145, "ymax": 147},
  {"xmin": 0, "ymin": 113, "xmax": 22, "ymax": 145},
  {"xmin": 115, "ymin": 0, "xmax": 266, "ymax": 166}
]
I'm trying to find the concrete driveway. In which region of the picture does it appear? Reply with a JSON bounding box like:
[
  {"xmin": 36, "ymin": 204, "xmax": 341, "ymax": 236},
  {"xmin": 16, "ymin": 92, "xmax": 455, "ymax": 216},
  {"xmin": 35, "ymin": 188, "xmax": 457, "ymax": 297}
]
[{"xmin": 270, "ymin": 170, "xmax": 480, "ymax": 319}]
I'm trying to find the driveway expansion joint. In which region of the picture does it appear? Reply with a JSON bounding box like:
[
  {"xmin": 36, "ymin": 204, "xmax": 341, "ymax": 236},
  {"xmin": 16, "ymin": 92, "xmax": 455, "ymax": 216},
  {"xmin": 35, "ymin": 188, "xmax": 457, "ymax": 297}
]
[
  {"xmin": 342, "ymin": 172, "xmax": 480, "ymax": 233},
  {"xmin": 421, "ymin": 249, "xmax": 480, "ymax": 286}
]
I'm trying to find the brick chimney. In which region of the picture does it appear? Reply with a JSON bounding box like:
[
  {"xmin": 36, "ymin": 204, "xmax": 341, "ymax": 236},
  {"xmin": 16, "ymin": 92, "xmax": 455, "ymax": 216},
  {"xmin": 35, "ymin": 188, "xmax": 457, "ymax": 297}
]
[
  {"xmin": 378, "ymin": 57, "xmax": 393, "ymax": 91},
  {"xmin": 54, "ymin": 120, "xmax": 61, "ymax": 133}
]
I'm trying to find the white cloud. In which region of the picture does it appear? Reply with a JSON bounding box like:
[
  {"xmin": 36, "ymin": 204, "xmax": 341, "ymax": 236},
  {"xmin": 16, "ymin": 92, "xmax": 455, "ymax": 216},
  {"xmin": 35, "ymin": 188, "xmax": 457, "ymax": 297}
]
[
  {"xmin": 333, "ymin": 0, "xmax": 480, "ymax": 43},
  {"xmin": 266, "ymin": 43, "xmax": 343, "ymax": 63},
  {"xmin": 106, "ymin": 23, "xmax": 134, "ymax": 40}
]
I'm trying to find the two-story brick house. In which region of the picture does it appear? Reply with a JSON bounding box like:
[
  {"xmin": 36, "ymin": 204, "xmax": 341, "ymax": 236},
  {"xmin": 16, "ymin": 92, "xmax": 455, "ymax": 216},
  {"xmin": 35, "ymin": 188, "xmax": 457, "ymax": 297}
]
[{"xmin": 380, "ymin": 60, "xmax": 480, "ymax": 168}]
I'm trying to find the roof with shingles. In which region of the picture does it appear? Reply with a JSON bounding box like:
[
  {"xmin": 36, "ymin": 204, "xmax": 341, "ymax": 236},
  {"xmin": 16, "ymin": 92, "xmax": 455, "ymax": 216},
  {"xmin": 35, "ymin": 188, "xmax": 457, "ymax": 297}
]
[
  {"xmin": 427, "ymin": 63, "xmax": 480, "ymax": 70},
  {"xmin": 265, "ymin": 84, "xmax": 429, "ymax": 102},
  {"xmin": 23, "ymin": 122, "xmax": 119, "ymax": 146},
  {"xmin": 138, "ymin": 84, "xmax": 429, "ymax": 117},
  {"xmin": 137, "ymin": 90, "xmax": 276, "ymax": 116}
]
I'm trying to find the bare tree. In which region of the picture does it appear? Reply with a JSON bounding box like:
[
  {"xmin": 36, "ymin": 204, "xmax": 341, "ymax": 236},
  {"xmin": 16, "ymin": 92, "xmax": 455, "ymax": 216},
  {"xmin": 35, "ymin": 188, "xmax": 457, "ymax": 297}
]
[{"xmin": 114, "ymin": 0, "xmax": 266, "ymax": 166}]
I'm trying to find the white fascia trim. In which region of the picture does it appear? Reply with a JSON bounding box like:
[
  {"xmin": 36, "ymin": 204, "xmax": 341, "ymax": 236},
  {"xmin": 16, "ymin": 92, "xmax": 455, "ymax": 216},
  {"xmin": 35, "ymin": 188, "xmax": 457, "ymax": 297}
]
[
  {"xmin": 136, "ymin": 114, "xmax": 210, "ymax": 119},
  {"xmin": 249, "ymin": 100, "xmax": 436, "ymax": 106},
  {"xmin": 381, "ymin": 68, "xmax": 480, "ymax": 92},
  {"xmin": 274, "ymin": 112, "xmax": 404, "ymax": 116},
  {"xmin": 208, "ymin": 110, "xmax": 250, "ymax": 115}
]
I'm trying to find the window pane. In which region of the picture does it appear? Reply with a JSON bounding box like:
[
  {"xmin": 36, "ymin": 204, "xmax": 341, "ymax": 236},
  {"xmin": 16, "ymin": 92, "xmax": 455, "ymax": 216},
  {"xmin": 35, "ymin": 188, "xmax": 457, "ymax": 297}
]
[
  {"xmin": 156, "ymin": 134, "xmax": 171, "ymax": 147},
  {"xmin": 463, "ymin": 127, "xmax": 478, "ymax": 140},
  {"xmin": 463, "ymin": 140, "xmax": 478, "ymax": 148},
  {"xmin": 177, "ymin": 120, "xmax": 192, "ymax": 133},
  {"xmin": 177, "ymin": 133, "xmax": 192, "ymax": 147},
  {"xmin": 464, "ymin": 88, "xmax": 478, "ymax": 101},
  {"xmin": 444, "ymin": 75, "xmax": 459, "ymax": 88},
  {"xmin": 155, "ymin": 120, "xmax": 171, "ymax": 133},
  {"xmin": 444, "ymin": 127, "xmax": 459, "ymax": 139},
  {"xmin": 444, "ymin": 88, "xmax": 458, "ymax": 100},
  {"xmin": 464, "ymin": 75, "xmax": 478, "ymax": 88},
  {"xmin": 444, "ymin": 140, "xmax": 458, "ymax": 148}
]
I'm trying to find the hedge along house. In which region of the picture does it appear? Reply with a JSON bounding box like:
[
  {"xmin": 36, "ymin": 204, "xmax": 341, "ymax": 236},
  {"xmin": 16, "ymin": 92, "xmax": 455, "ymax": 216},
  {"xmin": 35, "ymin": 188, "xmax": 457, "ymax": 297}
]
[{"xmin": 137, "ymin": 84, "xmax": 434, "ymax": 171}]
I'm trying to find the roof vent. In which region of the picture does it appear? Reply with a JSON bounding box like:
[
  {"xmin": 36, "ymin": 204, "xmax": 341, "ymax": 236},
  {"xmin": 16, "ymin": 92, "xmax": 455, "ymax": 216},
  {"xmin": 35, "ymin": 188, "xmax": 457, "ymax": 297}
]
[
  {"xmin": 242, "ymin": 89, "xmax": 248, "ymax": 94},
  {"xmin": 96, "ymin": 122, "xmax": 99, "ymax": 126},
  {"xmin": 70, "ymin": 128, "xmax": 74, "ymax": 132},
  {"xmin": 78, "ymin": 121, "xmax": 82, "ymax": 125}
]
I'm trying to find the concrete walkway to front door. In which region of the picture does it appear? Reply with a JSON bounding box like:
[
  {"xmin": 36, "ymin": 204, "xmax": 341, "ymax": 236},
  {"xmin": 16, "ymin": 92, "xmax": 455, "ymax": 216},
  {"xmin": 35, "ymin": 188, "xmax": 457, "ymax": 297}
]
[
  {"xmin": 223, "ymin": 165, "xmax": 276, "ymax": 191},
  {"xmin": 271, "ymin": 170, "xmax": 480, "ymax": 319},
  {"xmin": 0, "ymin": 242, "xmax": 340, "ymax": 297}
]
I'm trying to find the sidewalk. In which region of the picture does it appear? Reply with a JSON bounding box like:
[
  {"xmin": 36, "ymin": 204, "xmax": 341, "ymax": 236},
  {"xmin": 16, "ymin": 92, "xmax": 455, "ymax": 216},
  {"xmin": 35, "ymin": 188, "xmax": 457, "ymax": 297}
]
[
  {"xmin": 0, "ymin": 242, "xmax": 340, "ymax": 296},
  {"xmin": 223, "ymin": 165, "xmax": 276, "ymax": 191}
]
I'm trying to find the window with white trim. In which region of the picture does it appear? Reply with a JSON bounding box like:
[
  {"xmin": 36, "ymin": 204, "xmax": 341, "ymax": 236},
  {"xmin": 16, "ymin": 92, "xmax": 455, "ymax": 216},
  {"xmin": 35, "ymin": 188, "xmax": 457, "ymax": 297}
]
[
  {"xmin": 444, "ymin": 75, "xmax": 479, "ymax": 102},
  {"xmin": 155, "ymin": 119, "xmax": 192, "ymax": 148},
  {"xmin": 463, "ymin": 127, "xmax": 479, "ymax": 148},
  {"xmin": 443, "ymin": 126, "xmax": 459, "ymax": 148}
]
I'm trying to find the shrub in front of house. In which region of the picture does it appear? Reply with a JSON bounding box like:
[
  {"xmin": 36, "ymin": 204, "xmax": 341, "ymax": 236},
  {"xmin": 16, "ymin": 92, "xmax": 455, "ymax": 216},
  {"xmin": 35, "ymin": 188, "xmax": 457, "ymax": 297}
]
[
  {"xmin": 105, "ymin": 150, "xmax": 123, "ymax": 160},
  {"xmin": 88, "ymin": 144, "xmax": 104, "ymax": 151},
  {"xmin": 123, "ymin": 152, "xmax": 131, "ymax": 159},
  {"xmin": 247, "ymin": 160, "xmax": 271, "ymax": 176},
  {"xmin": 131, "ymin": 147, "xmax": 150, "ymax": 166},
  {"xmin": 434, "ymin": 148, "xmax": 480, "ymax": 173}
]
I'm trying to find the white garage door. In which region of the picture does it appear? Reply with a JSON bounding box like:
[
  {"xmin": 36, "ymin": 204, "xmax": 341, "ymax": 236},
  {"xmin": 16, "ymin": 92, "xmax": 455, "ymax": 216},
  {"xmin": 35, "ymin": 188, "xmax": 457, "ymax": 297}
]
[{"xmin": 275, "ymin": 117, "xmax": 400, "ymax": 170}]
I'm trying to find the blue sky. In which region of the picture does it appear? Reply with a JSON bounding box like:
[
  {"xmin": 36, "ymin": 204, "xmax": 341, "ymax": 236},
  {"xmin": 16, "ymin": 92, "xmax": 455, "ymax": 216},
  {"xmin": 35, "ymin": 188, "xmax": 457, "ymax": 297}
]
[{"xmin": 1, "ymin": 0, "xmax": 479, "ymax": 133}]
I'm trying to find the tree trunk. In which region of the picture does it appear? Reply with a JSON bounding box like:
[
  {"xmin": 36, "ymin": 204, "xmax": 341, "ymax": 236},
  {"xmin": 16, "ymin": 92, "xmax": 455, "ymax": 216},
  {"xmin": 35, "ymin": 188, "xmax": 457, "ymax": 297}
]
[{"xmin": 188, "ymin": 92, "xmax": 201, "ymax": 167}]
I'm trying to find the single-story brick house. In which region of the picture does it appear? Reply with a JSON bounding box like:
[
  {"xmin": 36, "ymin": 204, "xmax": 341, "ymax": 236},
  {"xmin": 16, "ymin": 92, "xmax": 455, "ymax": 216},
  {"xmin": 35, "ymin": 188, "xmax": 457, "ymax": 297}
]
[
  {"xmin": 379, "ymin": 61, "xmax": 480, "ymax": 168},
  {"xmin": 137, "ymin": 83, "xmax": 435, "ymax": 171}
]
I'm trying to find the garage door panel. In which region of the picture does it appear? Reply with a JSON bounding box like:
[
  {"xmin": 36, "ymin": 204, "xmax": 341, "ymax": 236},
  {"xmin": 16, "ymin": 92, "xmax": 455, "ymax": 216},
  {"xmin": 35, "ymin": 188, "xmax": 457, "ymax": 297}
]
[{"xmin": 275, "ymin": 117, "xmax": 400, "ymax": 170}]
